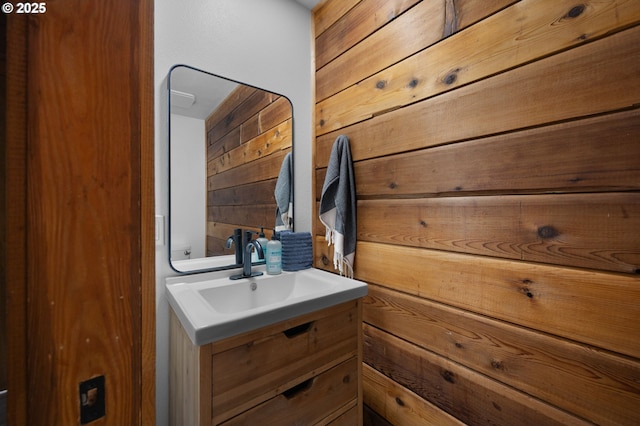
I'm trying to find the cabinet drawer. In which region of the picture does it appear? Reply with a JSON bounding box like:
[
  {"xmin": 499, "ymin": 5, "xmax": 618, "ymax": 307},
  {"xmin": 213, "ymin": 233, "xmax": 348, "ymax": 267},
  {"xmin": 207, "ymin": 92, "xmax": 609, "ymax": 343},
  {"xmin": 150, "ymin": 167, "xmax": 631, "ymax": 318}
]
[
  {"xmin": 221, "ymin": 357, "xmax": 359, "ymax": 425},
  {"xmin": 327, "ymin": 404, "xmax": 359, "ymax": 425},
  {"xmin": 211, "ymin": 301, "xmax": 359, "ymax": 422}
]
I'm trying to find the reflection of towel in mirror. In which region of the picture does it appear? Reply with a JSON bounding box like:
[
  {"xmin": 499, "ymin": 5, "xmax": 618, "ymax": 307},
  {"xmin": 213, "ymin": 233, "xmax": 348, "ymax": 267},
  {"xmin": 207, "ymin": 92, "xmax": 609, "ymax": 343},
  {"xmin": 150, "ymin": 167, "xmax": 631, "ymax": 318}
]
[
  {"xmin": 274, "ymin": 152, "xmax": 293, "ymax": 231},
  {"xmin": 319, "ymin": 135, "xmax": 356, "ymax": 278}
]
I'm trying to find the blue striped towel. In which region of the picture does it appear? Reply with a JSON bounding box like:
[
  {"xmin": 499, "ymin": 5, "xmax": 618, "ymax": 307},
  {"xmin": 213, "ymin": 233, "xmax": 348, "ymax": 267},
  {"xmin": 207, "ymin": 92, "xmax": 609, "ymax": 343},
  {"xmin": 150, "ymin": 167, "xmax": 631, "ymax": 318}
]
[{"xmin": 280, "ymin": 231, "xmax": 313, "ymax": 271}]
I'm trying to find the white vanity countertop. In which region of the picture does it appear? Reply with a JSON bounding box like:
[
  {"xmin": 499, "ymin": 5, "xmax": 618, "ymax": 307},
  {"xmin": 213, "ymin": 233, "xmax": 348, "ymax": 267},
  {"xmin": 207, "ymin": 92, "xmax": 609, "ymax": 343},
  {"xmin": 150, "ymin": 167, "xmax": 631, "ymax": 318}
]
[{"xmin": 166, "ymin": 266, "xmax": 368, "ymax": 345}]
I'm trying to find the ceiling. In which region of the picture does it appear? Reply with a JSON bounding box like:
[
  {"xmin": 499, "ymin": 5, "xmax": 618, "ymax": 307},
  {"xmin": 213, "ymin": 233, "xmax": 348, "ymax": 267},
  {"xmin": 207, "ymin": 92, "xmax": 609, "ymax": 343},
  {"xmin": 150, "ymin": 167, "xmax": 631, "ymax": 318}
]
[
  {"xmin": 294, "ymin": 0, "xmax": 321, "ymax": 10},
  {"xmin": 170, "ymin": 66, "xmax": 240, "ymax": 120}
]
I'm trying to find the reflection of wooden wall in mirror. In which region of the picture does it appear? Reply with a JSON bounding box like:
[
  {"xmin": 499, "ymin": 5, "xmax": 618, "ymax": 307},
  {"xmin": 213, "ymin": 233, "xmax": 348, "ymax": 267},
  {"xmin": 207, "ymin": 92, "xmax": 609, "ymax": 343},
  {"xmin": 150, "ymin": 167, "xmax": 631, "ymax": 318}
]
[{"xmin": 205, "ymin": 85, "xmax": 292, "ymax": 256}]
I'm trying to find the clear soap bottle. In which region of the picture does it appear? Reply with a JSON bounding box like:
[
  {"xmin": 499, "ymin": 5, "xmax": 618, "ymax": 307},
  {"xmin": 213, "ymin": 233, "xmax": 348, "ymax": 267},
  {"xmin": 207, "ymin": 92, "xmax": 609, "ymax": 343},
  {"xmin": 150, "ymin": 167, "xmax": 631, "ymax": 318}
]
[{"xmin": 266, "ymin": 230, "xmax": 282, "ymax": 275}]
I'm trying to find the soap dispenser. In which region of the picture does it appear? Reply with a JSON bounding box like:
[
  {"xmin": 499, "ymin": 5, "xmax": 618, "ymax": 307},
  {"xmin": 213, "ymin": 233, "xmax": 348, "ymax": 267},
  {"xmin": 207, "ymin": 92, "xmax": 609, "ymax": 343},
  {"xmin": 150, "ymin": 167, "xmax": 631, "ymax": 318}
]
[
  {"xmin": 256, "ymin": 227, "xmax": 269, "ymax": 260},
  {"xmin": 266, "ymin": 230, "xmax": 282, "ymax": 275}
]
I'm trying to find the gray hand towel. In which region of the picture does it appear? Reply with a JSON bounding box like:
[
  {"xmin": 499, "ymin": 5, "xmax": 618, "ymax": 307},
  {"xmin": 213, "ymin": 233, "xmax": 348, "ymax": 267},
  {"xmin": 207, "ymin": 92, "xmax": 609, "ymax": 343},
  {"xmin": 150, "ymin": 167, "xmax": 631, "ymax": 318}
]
[
  {"xmin": 319, "ymin": 135, "xmax": 356, "ymax": 278},
  {"xmin": 274, "ymin": 152, "xmax": 293, "ymax": 231}
]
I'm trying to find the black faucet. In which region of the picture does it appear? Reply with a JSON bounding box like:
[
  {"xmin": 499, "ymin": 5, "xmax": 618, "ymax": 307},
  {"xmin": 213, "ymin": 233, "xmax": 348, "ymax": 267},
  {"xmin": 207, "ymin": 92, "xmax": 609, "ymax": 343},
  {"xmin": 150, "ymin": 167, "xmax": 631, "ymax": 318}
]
[
  {"xmin": 225, "ymin": 228, "xmax": 243, "ymax": 265},
  {"xmin": 230, "ymin": 231, "xmax": 264, "ymax": 280},
  {"xmin": 242, "ymin": 229, "xmax": 257, "ymax": 252}
]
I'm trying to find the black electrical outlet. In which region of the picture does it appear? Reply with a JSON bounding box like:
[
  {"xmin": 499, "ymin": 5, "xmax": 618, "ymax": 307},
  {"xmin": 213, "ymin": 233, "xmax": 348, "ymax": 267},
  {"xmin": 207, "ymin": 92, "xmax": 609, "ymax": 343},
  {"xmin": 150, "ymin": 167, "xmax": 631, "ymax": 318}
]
[{"xmin": 79, "ymin": 375, "xmax": 105, "ymax": 424}]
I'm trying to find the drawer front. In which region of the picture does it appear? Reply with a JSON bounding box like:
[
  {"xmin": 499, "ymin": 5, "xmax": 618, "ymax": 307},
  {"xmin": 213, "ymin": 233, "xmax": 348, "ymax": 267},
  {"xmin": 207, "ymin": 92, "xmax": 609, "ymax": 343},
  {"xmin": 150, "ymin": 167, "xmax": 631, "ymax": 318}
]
[
  {"xmin": 211, "ymin": 303, "xmax": 359, "ymax": 422},
  {"xmin": 221, "ymin": 357, "xmax": 359, "ymax": 426},
  {"xmin": 327, "ymin": 404, "xmax": 359, "ymax": 425}
]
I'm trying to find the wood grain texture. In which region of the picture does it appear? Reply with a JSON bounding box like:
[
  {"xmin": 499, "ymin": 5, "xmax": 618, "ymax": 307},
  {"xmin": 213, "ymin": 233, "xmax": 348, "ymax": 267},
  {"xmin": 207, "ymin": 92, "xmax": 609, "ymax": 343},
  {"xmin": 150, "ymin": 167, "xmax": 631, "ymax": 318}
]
[
  {"xmin": 222, "ymin": 358, "xmax": 358, "ymax": 426},
  {"xmin": 315, "ymin": 239, "xmax": 640, "ymax": 359},
  {"xmin": 25, "ymin": 1, "xmax": 145, "ymax": 423},
  {"xmin": 316, "ymin": 0, "xmax": 446, "ymax": 102},
  {"xmin": 3, "ymin": 14, "xmax": 28, "ymax": 426},
  {"xmin": 208, "ymin": 149, "xmax": 290, "ymax": 191},
  {"xmin": 209, "ymin": 205, "xmax": 274, "ymax": 229},
  {"xmin": 363, "ymin": 364, "xmax": 465, "ymax": 426},
  {"xmin": 314, "ymin": 0, "xmax": 640, "ymax": 424},
  {"xmin": 317, "ymin": 109, "xmax": 640, "ymax": 194},
  {"xmin": 206, "ymin": 84, "xmax": 291, "ymax": 255},
  {"xmin": 364, "ymin": 285, "xmax": 640, "ymax": 425},
  {"xmin": 357, "ymin": 240, "xmax": 640, "ymax": 358},
  {"xmin": 207, "ymin": 119, "xmax": 291, "ymax": 175},
  {"xmin": 169, "ymin": 311, "xmax": 203, "ymax": 426},
  {"xmin": 206, "ymin": 86, "xmax": 272, "ymax": 139},
  {"xmin": 363, "ymin": 325, "xmax": 590, "ymax": 426},
  {"xmin": 315, "ymin": 0, "xmax": 421, "ymax": 70},
  {"xmin": 319, "ymin": 18, "xmax": 640, "ymax": 135},
  {"xmin": 313, "ymin": 0, "xmax": 360, "ymax": 37},
  {"xmin": 212, "ymin": 304, "xmax": 358, "ymax": 421},
  {"xmin": 355, "ymin": 193, "xmax": 640, "ymax": 273},
  {"xmin": 170, "ymin": 301, "xmax": 361, "ymax": 426},
  {"xmin": 138, "ymin": 0, "xmax": 155, "ymax": 421},
  {"xmin": 316, "ymin": 0, "xmax": 516, "ymax": 101},
  {"xmin": 209, "ymin": 179, "xmax": 276, "ymax": 207}
]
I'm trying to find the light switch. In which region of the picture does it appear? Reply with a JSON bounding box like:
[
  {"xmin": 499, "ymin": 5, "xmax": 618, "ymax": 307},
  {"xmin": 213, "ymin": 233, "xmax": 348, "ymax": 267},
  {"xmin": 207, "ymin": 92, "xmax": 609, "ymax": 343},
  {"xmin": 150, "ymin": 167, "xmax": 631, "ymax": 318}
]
[{"xmin": 155, "ymin": 215, "xmax": 165, "ymax": 246}]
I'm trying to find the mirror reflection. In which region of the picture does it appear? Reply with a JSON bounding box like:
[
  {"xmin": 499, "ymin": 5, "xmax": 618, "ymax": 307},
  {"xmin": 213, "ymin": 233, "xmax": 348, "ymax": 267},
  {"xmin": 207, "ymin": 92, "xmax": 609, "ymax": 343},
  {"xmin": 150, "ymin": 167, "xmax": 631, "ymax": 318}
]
[{"xmin": 169, "ymin": 65, "xmax": 293, "ymax": 273}]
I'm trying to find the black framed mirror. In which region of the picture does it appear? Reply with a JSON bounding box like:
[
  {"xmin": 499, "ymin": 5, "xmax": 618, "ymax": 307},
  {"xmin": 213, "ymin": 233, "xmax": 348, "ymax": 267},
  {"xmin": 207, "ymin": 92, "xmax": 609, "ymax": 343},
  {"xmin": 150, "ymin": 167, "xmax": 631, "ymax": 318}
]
[{"xmin": 168, "ymin": 64, "xmax": 294, "ymax": 273}]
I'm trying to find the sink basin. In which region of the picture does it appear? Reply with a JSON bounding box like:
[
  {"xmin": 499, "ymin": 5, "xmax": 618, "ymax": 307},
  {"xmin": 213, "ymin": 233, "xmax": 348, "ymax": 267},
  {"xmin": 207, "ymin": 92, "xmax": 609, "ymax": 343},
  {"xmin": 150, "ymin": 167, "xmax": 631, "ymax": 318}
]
[
  {"xmin": 166, "ymin": 267, "xmax": 368, "ymax": 345},
  {"xmin": 199, "ymin": 272, "xmax": 332, "ymax": 314}
]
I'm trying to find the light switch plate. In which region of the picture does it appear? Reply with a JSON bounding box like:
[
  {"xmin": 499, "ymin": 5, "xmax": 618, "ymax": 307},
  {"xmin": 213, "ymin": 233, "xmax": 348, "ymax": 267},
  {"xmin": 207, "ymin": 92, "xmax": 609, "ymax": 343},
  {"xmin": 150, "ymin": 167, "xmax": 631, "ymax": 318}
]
[{"xmin": 155, "ymin": 215, "xmax": 165, "ymax": 246}]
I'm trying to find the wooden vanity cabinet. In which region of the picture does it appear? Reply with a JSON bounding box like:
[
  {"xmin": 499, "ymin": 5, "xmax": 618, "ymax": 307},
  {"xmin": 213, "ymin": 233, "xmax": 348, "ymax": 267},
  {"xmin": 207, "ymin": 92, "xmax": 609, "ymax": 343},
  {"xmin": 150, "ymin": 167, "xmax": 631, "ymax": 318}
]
[{"xmin": 170, "ymin": 299, "xmax": 363, "ymax": 425}]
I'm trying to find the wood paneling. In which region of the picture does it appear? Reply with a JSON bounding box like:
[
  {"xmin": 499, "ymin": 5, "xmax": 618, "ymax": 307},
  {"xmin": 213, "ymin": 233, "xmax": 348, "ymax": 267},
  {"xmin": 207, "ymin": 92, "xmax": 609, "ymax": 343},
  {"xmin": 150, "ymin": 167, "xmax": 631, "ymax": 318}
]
[
  {"xmin": 206, "ymin": 87, "xmax": 292, "ymax": 255},
  {"xmin": 363, "ymin": 364, "xmax": 464, "ymax": 426},
  {"xmin": 316, "ymin": 239, "xmax": 640, "ymax": 358},
  {"xmin": 316, "ymin": 0, "xmax": 517, "ymax": 101},
  {"xmin": 315, "ymin": 0, "xmax": 421, "ymax": 70},
  {"xmin": 313, "ymin": 0, "xmax": 640, "ymax": 424},
  {"xmin": 317, "ymin": 0, "xmax": 640, "ymax": 134},
  {"xmin": 312, "ymin": 0, "xmax": 360, "ymax": 37},
  {"xmin": 363, "ymin": 324, "xmax": 590, "ymax": 426},
  {"xmin": 356, "ymin": 193, "xmax": 639, "ymax": 273},
  {"xmin": 365, "ymin": 285, "xmax": 640, "ymax": 425},
  {"xmin": 317, "ymin": 110, "xmax": 640, "ymax": 194}
]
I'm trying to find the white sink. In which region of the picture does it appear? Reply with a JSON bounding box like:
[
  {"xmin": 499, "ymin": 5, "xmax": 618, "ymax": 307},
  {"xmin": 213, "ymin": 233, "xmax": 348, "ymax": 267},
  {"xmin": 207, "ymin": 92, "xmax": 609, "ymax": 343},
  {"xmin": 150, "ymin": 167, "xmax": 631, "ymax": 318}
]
[{"xmin": 166, "ymin": 267, "xmax": 368, "ymax": 345}]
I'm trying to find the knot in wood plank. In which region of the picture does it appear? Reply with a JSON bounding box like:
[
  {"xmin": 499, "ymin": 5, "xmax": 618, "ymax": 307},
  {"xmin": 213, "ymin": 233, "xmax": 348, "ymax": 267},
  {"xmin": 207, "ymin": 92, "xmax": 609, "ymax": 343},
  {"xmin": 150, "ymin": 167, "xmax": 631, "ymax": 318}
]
[
  {"xmin": 565, "ymin": 4, "xmax": 586, "ymax": 19},
  {"xmin": 441, "ymin": 369, "xmax": 456, "ymax": 383},
  {"xmin": 537, "ymin": 225, "xmax": 559, "ymax": 239},
  {"xmin": 491, "ymin": 360, "xmax": 505, "ymax": 370},
  {"xmin": 443, "ymin": 68, "xmax": 461, "ymax": 85}
]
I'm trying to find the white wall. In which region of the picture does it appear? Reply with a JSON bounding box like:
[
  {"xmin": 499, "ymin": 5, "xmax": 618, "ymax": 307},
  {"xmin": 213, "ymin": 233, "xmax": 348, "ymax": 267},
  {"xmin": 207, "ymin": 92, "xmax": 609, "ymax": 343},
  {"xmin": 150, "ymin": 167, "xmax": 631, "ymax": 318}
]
[
  {"xmin": 170, "ymin": 114, "xmax": 206, "ymax": 259},
  {"xmin": 154, "ymin": 1, "xmax": 313, "ymax": 423}
]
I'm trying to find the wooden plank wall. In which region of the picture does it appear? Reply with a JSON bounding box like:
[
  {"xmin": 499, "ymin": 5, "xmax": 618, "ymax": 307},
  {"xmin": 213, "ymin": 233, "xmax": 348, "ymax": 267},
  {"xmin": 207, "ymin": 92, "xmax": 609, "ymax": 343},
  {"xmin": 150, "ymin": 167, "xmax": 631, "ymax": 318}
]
[
  {"xmin": 205, "ymin": 86, "xmax": 292, "ymax": 255},
  {"xmin": 312, "ymin": 0, "xmax": 640, "ymax": 424}
]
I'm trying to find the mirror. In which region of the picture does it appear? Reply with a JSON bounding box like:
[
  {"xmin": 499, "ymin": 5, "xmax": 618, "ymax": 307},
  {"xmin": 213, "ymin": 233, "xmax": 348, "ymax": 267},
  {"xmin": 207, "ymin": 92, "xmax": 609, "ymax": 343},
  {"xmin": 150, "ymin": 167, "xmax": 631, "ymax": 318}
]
[{"xmin": 168, "ymin": 65, "xmax": 294, "ymax": 273}]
